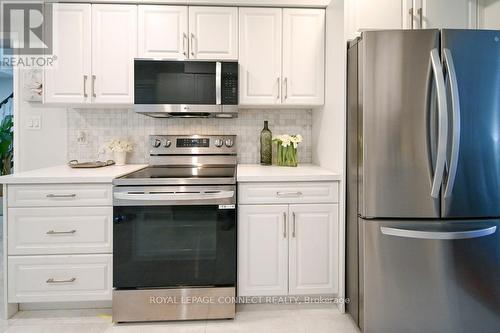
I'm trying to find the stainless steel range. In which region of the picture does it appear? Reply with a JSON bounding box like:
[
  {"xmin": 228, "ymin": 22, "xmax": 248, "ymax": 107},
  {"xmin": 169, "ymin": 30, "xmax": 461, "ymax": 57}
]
[{"xmin": 112, "ymin": 135, "xmax": 237, "ymax": 323}]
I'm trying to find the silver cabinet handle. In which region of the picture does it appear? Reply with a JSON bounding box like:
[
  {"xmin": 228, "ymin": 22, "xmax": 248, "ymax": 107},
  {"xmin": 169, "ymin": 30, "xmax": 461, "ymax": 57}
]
[
  {"xmin": 182, "ymin": 32, "xmax": 188, "ymax": 56},
  {"xmin": 83, "ymin": 75, "xmax": 88, "ymax": 97},
  {"xmin": 429, "ymin": 48, "xmax": 448, "ymax": 199},
  {"xmin": 381, "ymin": 226, "xmax": 496, "ymax": 240},
  {"xmin": 408, "ymin": 8, "xmax": 414, "ymax": 29},
  {"xmin": 92, "ymin": 75, "xmax": 96, "ymax": 98},
  {"xmin": 190, "ymin": 33, "xmax": 195, "ymax": 57},
  {"xmin": 283, "ymin": 212, "xmax": 287, "ymax": 238},
  {"xmin": 442, "ymin": 48, "xmax": 461, "ymax": 199},
  {"xmin": 46, "ymin": 193, "xmax": 76, "ymax": 198},
  {"xmin": 417, "ymin": 7, "xmax": 423, "ymax": 28},
  {"xmin": 292, "ymin": 212, "xmax": 296, "ymax": 238},
  {"xmin": 46, "ymin": 277, "xmax": 76, "ymax": 284},
  {"xmin": 276, "ymin": 191, "xmax": 302, "ymax": 197},
  {"xmin": 46, "ymin": 230, "xmax": 76, "ymax": 235},
  {"xmin": 277, "ymin": 77, "xmax": 280, "ymax": 100}
]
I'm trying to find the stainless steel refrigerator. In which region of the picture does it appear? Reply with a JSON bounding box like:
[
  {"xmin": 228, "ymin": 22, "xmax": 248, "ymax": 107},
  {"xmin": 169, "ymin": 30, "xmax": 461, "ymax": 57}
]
[{"xmin": 346, "ymin": 29, "xmax": 500, "ymax": 333}]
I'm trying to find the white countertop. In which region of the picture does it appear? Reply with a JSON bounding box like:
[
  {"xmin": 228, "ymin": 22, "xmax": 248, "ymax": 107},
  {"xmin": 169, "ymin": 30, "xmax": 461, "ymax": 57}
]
[
  {"xmin": 0, "ymin": 164, "xmax": 148, "ymax": 184},
  {"xmin": 237, "ymin": 164, "xmax": 341, "ymax": 182}
]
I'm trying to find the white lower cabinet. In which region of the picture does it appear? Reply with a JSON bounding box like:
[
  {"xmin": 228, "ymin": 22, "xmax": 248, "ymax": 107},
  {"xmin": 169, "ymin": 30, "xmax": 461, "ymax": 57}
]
[
  {"xmin": 238, "ymin": 205, "xmax": 289, "ymax": 296},
  {"xmin": 238, "ymin": 182, "xmax": 339, "ymax": 297},
  {"xmin": 8, "ymin": 254, "xmax": 112, "ymax": 303},
  {"xmin": 288, "ymin": 204, "xmax": 338, "ymax": 295}
]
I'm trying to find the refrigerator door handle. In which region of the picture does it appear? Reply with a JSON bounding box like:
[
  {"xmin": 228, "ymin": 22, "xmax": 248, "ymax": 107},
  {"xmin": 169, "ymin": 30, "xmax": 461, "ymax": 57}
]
[
  {"xmin": 429, "ymin": 49, "xmax": 448, "ymax": 199},
  {"xmin": 442, "ymin": 49, "xmax": 461, "ymax": 199},
  {"xmin": 380, "ymin": 226, "xmax": 496, "ymax": 240}
]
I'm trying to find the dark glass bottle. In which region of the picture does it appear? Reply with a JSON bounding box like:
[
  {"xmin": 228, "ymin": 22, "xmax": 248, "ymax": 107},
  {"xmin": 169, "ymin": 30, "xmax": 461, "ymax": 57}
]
[{"xmin": 260, "ymin": 121, "xmax": 272, "ymax": 165}]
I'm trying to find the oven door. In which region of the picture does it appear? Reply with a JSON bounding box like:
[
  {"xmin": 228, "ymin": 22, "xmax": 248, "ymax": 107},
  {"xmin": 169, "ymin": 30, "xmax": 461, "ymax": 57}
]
[{"xmin": 113, "ymin": 186, "xmax": 236, "ymax": 289}]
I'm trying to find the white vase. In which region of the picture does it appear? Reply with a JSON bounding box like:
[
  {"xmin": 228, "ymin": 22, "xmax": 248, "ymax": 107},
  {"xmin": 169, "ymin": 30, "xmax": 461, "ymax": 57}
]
[{"xmin": 113, "ymin": 151, "xmax": 127, "ymax": 166}]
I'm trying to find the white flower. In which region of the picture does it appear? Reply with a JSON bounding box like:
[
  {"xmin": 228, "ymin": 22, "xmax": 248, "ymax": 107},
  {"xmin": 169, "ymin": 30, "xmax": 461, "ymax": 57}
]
[
  {"xmin": 273, "ymin": 134, "xmax": 303, "ymax": 148},
  {"xmin": 108, "ymin": 139, "xmax": 133, "ymax": 153}
]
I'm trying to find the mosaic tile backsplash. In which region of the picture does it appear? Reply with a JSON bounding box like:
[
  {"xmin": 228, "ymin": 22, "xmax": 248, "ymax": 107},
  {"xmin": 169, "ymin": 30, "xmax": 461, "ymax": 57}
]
[{"xmin": 67, "ymin": 108, "xmax": 312, "ymax": 164}]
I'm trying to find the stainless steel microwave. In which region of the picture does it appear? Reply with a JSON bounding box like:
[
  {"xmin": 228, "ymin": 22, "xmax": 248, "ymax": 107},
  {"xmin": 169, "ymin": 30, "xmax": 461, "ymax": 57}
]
[{"xmin": 134, "ymin": 60, "xmax": 238, "ymax": 118}]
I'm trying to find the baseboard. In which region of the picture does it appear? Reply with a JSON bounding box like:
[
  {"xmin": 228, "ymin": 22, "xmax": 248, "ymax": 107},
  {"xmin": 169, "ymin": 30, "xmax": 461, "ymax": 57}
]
[{"xmin": 19, "ymin": 301, "xmax": 112, "ymax": 311}]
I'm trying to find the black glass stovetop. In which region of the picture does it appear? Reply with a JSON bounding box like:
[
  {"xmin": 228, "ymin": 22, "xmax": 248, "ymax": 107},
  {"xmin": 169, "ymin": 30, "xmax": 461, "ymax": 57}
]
[{"xmin": 122, "ymin": 166, "xmax": 236, "ymax": 179}]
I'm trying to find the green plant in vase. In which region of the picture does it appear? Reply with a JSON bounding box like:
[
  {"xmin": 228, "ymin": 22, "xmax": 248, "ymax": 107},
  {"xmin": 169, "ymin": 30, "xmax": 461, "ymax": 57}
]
[{"xmin": 273, "ymin": 134, "xmax": 303, "ymax": 167}]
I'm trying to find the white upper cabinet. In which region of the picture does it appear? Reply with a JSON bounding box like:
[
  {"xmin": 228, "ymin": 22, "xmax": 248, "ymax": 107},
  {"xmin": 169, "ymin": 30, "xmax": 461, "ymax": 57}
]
[
  {"xmin": 282, "ymin": 9, "xmax": 325, "ymax": 105},
  {"xmin": 238, "ymin": 205, "xmax": 289, "ymax": 297},
  {"xmin": 239, "ymin": 8, "xmax": 283, "ymax": 105},
  {"xmin": 352, "ymin": 0, "xmax": 403, "ymax": 33},
  {"xmin": 415, "ymin": 0, "xmax": 477, "ymax": 29},
  {"xmin": 138, "ymin": 6, "xmax": 188, "ymax": 59},
  {"xmin": 288, "ymin": 204, "xmax": 338, "ymax": 295},
  {"xmin": 44, "ymin": 4, "xmax": 91, "ymax": 104},
  {"xmin": 478, "ymin": 0, "xmax": 500, "ymax": 29},
  {"xmin": 188, "ymin": 7, "xmax": 238, "ymax": 60},
  {"xmin": 91, "ymin": 5, "xmax": 137, "ymax": 104}
]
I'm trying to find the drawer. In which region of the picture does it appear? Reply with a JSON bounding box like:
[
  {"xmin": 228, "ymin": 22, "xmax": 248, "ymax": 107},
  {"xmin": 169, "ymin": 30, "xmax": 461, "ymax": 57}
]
[
  {"xmin": 8, "ymin": 207, "xmax": 112, "ymax": 255},
  {"xmin": 8, "ymin": 254, "xmax": 112, "ymax": 303},
  {"xmin": 8, "ymin": 184, "xmax": 112, "ymax": 207},
  {"xmin": 238, "ymin": 182, "xmax": 338, "ymax": 204}
]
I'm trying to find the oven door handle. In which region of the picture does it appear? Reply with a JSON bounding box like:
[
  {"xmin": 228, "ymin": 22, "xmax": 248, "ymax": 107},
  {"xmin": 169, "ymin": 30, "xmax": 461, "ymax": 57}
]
[{"xmin": 113, "ymin": 190, "xmax": 235, "ymax": 202}]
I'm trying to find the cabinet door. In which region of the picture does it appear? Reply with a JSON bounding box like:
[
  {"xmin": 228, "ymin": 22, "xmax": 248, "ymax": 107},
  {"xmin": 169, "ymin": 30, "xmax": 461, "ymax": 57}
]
[
  {"xmin": 44, "ymin": 4, "xmax": 91, "ymax": 104},
  {"xmin": 353, "ymin": 0, "xmax": 403, "ymax": 33},
  {"xmin": 239, "ymin": 8, "xmax": 282, "ymax": 105},
  {"xmin": 478, "ymin": 0, "xmax": 500, "ymax": 29},
  {"xmin": 417, "ymin": 0, "xmax": 476, "ymax": 29},
  {"xmin": 289, "ymin": 204, "xmax": 338, "ymax": 295},
  {"xmin": 282, "ymin": 9, "xmax": 325, "ymax": 105},
  {"xmin": 188, "ymin": 7, "xmax": 238, "ymax": 60},
  {"xmin": 91, "ymin": 5, "xmax": 137, "ymax": 104},
  {"xmin": 238, "ymin": 205, "xmax": 288, "ymax": 296},
  {"xmin": 138, "ymin": 5, "xmax": 188, "ymax": 59}
]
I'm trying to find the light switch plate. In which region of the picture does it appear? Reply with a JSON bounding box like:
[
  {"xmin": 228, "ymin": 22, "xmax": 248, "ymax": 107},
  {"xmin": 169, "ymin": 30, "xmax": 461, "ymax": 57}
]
[{"xmin": 27, "ymin": 116, "xmax": 41, "ymax": 130}]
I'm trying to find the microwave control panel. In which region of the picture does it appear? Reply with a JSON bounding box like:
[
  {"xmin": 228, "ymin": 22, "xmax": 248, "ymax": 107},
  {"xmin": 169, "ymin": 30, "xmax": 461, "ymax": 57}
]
[{"xmin": 222, "ymin": 62, "xmax": 238, "ymax": 105}]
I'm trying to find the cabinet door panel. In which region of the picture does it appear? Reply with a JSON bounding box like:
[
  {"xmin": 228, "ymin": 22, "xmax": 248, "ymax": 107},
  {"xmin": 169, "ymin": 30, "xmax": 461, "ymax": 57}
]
[
  {"xmin": 92, "ymin": 5, "xmax": 137, "ymax": 104},
  {"xmin": 282, "ymin": 9, "xmax": 325, "ymax": 105},
  {"xmin": 239, "ymin": 8, "xmax": 282, "ymax": 105},
  {"xmin": 238, "ymin": 205, "xmax": 288, "ymax": 296},
  {"xmin": 478, "ymin": 0, "xmax": 500, "ymax": 29},
  {"xmin": 418, "ymin": 0, "xmax": 476, "ymax": 29},
  {"xmin": 189, "ymin": 7, "xmax": 238, "ymax": 60},
  {"xmin": 289, "ymin": 204, "xmax": 338, "ymax": 295},
  {"xmin": 138, "ymin": 5, "xmax": 188, "ymax": 59},
  {"xmin": 44, "ymin": 4, "xmax": 91, "ymax": 104}
]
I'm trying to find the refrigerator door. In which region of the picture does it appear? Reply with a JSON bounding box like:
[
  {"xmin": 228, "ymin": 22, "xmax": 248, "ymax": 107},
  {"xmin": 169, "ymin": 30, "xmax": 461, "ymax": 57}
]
[
  {"xmin": 441, "ymin": 30, "xmax": 500, "ymax": 218},
  {"xmin": 360, "ymin": 30, "xmax": 441, "ymax": 218},
  {"xmin": 362, "ymin": 218, "xmax": 500, "ymax": 333}
]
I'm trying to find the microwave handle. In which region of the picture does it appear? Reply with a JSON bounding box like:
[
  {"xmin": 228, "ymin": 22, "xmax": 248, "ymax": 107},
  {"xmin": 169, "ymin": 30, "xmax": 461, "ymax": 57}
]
[{"xmin": 216, "ymin": 62, "xmax": 222, "ymax": 105}]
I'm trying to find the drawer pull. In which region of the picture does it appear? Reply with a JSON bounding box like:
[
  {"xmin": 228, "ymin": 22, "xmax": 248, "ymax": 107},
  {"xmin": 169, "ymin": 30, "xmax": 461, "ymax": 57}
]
[
  {"xmin": 46, "ymin": 194, "xmax": 77, "ymax": 198},
  {"xmin": 46, "ymin": 277, "xmax": 76, "ymax": 284},
  {"xmin": 276, "ymin": 191, "xmax": 303, "ymax": 197},
  {"xmin": 46, "ymin": 230, "xmax": 77, "ymax": 235}
]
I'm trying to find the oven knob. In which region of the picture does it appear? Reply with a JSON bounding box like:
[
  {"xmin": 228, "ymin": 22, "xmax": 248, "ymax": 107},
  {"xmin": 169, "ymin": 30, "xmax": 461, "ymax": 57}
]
[
  {"xmin": 152, "ymin": 139, "xmax": 161, "ymax": 148},
  {"xmin": 164, "ymin": 140, "xmax": 172, "ymax": 148},
  {"xmin": 224, "ymin": 138, "xmax": 234, "ymax": 147},
  {"xmin": 214, "ymin": 139, "xmax": 224, "ymax": 147}
]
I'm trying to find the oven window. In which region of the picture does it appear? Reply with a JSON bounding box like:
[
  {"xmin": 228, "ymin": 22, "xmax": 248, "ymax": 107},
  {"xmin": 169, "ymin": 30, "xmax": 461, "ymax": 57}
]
[{"xmin": 113, "ymin": 205, "xmax": 236, "ymax": 289}]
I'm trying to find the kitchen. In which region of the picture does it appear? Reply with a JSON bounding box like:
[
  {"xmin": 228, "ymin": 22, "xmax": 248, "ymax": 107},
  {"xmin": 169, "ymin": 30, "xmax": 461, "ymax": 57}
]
[{"xmin": 0, "ymin": 0, "xmax": 499, "ymax": 332}]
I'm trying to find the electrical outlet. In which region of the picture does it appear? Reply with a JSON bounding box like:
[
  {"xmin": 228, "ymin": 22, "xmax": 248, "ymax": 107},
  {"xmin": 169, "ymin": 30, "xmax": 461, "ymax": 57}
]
[
  {"xmin": 27, "ymin": 116, "xmax": 41, "ymax": 130},
  {"xmin": 77, "ymin": 130, "xmax": 88, "ymax": 145}
]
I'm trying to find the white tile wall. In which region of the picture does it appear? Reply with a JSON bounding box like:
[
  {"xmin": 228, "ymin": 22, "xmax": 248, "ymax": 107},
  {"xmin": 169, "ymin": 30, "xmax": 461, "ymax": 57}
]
[{"xmin": 67, "ymin": 108, "xmax": 312, "ymax": 164}]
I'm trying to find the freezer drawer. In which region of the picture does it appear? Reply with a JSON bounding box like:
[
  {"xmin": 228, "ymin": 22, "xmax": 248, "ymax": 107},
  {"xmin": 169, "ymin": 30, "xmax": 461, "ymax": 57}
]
[{"xmin": 361, "ymin": 219, "xmax": 500, "ymax": 333}]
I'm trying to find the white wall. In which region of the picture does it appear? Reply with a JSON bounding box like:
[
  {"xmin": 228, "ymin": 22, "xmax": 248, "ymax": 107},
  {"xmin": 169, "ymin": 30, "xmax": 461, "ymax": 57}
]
[
  {"xmin": 312, "ymin": 0, "xmax": 345, "ymax": 173},
  {"xmin": 15, "ymin": 69, "xmax": 67, "ymax": 172}
]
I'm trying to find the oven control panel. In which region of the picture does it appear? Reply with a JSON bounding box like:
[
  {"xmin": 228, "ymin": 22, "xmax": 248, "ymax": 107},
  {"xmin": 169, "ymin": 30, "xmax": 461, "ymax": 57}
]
[{"xmin": 150, "ymin": 135, "xmax": 237, "ymax": 155}]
